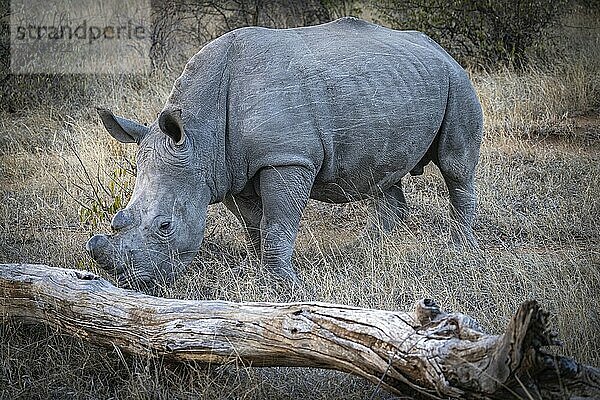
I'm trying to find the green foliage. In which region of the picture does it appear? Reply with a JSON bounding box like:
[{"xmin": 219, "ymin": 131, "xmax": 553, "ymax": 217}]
[
  {"xmin": 373, "ymin": 0, "xmax": 568, "ymax": 68},
  {"xmin": 79, "ymin": 166, "xmax": 134, "ymax": 230}
]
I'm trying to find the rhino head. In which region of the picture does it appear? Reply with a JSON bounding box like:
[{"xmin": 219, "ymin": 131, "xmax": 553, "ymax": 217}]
[{"xmin": 86, "ymin": 108, "xmax": 213, "ymax": 291}]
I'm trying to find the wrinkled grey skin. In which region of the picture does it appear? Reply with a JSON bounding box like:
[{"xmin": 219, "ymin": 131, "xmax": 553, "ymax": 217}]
[{"xmin": 86, "ymin": 18, "xmax": 483, "ymax": 289}]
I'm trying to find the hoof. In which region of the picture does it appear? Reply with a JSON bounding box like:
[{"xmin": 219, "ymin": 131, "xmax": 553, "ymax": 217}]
[
  {"xmin": 449, "ymin": 232, "xmax": 479, "ymax": 252},
  {"xmin": 270, "ymin": 266, "xmax": 303, "ymax": 288}
]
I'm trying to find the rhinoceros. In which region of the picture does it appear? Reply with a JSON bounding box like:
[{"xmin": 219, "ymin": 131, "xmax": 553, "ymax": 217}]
[{"xmin": 86, "ymin": 17, "xmax": 483, "ymax": 289}]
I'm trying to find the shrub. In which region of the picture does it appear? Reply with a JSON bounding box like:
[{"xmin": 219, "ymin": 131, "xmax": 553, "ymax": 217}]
[
  {"xmin": 78, "ymin": 165, "xmax": 135, "ymax": 230},
  {"xmin": 149, "ymin": 0, "xmax": 363, "ymax": 70},
  {"xmin": 372, "ymin": 0, "xmax": 568, "ymax": 68},
  {"xmin": 150, "ymin": 0, "xmax": 338, "ymax": 70}
]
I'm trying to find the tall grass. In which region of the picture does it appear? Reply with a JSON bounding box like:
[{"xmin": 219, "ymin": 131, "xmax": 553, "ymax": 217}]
[{"xmin": 1, "ymin": 9, "xmax": 599, "ymax": 400}]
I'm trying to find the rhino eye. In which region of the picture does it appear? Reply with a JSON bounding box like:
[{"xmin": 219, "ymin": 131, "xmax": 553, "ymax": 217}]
[{"xmin": 159, "ymin": 220, "xmax": 172, "ymax": 233}]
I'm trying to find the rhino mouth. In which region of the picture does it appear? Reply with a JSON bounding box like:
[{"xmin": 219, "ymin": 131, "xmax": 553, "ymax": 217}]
[
  {"xmin": 86, "ymin": 233, "xmax": 192, "ymax": 292},
  {"xmin": 116, "ymin": 269, "xmax": 156, "ymax": 292},
  {"xmin": 117, "ymin": 258, "xmax": 186, "ymax": 288}
]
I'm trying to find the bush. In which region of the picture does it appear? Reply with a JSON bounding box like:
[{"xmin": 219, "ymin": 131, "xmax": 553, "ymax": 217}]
[
  {"xmin": 372, "ymin": 0, "xmax": 568, "ymax": 68},
  {"xmin": 150, "ymin": 0, "xmax": 363, "ymax": 70},
  {"xmin": 150, "ymin": 0, "xmax": 341, "ymax": 70},
  {"xmin": 78, "ymin": 164, "xmax": 135, "ymax": 230}
]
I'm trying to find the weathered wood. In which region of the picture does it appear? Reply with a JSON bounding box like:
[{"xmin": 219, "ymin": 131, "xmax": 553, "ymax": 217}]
[{"xmin": 0, "ymin": 263, "xmax": 598, "ymax": 399}]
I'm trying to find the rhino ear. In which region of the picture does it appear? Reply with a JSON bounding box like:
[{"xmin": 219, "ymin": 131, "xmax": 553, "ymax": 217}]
[
  {"xmin": 97, "ymin": 108, "xmax": 148, "ymax": 144},
  {"xmin": 158, "ymin": 108, "xmax": 185, "ymax": 145}
]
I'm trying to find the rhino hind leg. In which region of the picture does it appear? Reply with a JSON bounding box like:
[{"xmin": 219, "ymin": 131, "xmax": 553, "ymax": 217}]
[
  {"xmin": 223, "ymin": 194, "xmax": 262, "ymax": 257},
  {"xmin": 435, "ymin": 77, "xmax": 483, "ymax": 249},
  {"xmin": 258, "ymin": 165, "xmax": 314, "ymax": 284},
  {"xmin": 371, "ymin": 183, "xmax": 409, "ymax": 234},
  {"xmin": 437, "ymin": 151, "xmax": 480, "ymax": 250},
  {"xmin": 442, "ymin": 175, "xmax": 478, "ymax": 249}
]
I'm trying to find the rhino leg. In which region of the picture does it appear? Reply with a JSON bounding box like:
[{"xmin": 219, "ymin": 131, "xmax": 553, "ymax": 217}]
[
  {"xmin": 443, "ymin": 175, "xmax": 477, "ymax": 248},
  {"xmin": 223, "ymin": 194, "xmax": 262, "ymax": 257},
  {"xmin": 258, "ymin": 165, "xmax": 314, "ymax": 283},
  {"xmin": 437, "ymin": 149, "xmax": 479, "ymax": 250},
  {"xmin": 435, "ymin": 81, "xmax": 483, "ymax": 249},
  {"xmin": 372, "ymin": 183, "xmax": 409, "ymax": 233}
]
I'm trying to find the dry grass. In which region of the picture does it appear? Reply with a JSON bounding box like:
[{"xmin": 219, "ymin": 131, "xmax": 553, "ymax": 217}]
[{"xmin": 1, "ymin": 10, "xmax": 599, "ymax": 400}]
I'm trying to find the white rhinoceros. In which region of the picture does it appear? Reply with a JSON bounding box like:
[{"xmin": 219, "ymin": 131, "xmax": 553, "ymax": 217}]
[{"xmin": 86, "ymin": 17, "xmax": 483, "ymax": 289}]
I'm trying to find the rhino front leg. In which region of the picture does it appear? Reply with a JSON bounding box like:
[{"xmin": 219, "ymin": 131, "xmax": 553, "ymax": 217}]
[
  {"xmin": 259, "ymin": 165, "xmax": 314, "ymax": 283},
  {"xmin": 223, "ymin": 193, "xmax": 262, "ymax": 257}
]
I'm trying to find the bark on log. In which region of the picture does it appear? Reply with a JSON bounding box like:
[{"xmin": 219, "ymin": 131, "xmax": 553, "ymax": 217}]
[{"xmin": 0, "ymin": 263, "xmax": 598, "ymax": 399}]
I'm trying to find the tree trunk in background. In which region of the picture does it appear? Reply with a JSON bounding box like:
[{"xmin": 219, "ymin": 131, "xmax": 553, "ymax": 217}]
[{"xmin": 0, "ymin": 263, "xmax": 598, "ymax": 399}]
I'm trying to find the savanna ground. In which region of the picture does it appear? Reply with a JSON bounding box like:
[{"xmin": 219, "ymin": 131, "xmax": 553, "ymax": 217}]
[{"xmin": 1, "ymin": 6, "xmax": 599, "ymax": 400}]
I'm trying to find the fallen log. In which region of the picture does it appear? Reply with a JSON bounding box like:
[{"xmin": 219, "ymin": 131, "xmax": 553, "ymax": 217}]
[{"xmin": 0, "ymin": 263, "xmax": 598, "ymax": 399}]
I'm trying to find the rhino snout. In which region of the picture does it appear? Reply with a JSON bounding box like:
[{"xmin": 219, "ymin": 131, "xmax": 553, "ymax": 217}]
[
  {"xmin": 86, "ymin": 234, "xmax": 115, "ymax": 271},
  {"xmin": 111, "ymin": 210, "xmax": 133, "ymax": 232}
]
